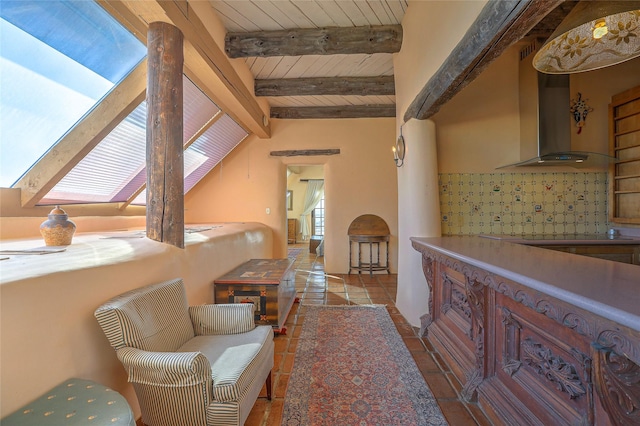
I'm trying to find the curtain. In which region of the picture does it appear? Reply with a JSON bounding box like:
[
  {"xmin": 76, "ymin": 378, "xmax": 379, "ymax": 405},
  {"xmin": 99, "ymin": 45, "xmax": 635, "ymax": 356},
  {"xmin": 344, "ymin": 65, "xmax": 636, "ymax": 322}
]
[{"xmin": 299, "ymin": 179, "xmax": 324, "ymax": 240}]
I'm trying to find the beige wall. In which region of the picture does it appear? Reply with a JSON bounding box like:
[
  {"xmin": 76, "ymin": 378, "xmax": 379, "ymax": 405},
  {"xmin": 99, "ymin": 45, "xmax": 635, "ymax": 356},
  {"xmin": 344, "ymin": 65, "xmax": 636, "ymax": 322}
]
[
  {"xmin": 395, "ymin": 1, "xmax": 489, "ymax": 119},
  {"xmin": 569, "ymin": 58, "xmax": 640, "ymax": 156},
  {"xmin": 185, "ymin": 118, "xmax": 398, "ymax": 273},
  {"xmin": 0, "ymin": 188, "xmax": 147, "ymax": 240},
  {"xmin": 393, "ymin": 0, "xmax": 488, "ymax": 326},
  {"xmin": 0, "ymin": 224, "xmax": 272, "ymax": 418},
  {"xmin": 433, "ymin": 43, "xmax": 521, "ymax": 173},
  {"xmin": 434, "ymin": 49, "xmax": 640, "ymax": 173}
]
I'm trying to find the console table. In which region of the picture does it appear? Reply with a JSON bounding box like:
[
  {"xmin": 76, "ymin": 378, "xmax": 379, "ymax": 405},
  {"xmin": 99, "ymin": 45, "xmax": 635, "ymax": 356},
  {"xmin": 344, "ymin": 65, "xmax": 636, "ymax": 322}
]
[
  {"xmin": 348, "ymin": 214, "xmax": 390, "ymax": 275},
  {"xmin": 214, "ymin": 258, "xmax": 296, "ymax": 334}
]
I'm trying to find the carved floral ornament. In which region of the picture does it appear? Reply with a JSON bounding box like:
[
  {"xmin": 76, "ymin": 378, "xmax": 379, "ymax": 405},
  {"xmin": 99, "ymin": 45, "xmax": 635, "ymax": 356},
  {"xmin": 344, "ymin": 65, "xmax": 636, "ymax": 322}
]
[{"xmin": 522, "ymin": 338, "xmax": 588, "ymax": 399}]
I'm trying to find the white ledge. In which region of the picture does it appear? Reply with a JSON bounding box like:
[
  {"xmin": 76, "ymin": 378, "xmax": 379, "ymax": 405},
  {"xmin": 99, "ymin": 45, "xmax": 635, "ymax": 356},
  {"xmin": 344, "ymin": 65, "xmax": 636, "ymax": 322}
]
[{"xmin": 0, "ymin": 223, "xmax": 264, "ymax": 284}]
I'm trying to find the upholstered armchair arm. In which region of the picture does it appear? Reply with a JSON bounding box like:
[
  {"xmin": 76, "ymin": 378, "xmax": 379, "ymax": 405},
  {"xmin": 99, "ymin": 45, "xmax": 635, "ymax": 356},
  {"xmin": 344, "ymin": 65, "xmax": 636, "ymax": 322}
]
[
  {"xmin": 189, "ymin": 303, "xmax": 255, "ymax": 336},
  {"xmin": 116, "ymin": 347, "xmax": 212, "ymax": 387},
  {"xmin": 116, "ymin": 347, "xmax": 213, "ymax": 426}
]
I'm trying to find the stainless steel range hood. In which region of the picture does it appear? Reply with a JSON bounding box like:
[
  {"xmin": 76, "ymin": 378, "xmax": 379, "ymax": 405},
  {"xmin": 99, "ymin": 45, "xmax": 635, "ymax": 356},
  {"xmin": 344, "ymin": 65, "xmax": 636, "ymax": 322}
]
[{"xmin": 497, "ymin": 41, "xmax": 616, "ymax": 169}]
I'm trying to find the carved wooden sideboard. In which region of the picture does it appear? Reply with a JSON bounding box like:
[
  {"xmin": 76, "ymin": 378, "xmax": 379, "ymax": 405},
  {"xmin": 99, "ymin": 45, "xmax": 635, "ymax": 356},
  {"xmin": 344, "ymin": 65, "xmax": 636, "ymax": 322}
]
[{"xmin": 411, "ymin": 237, "xmax": 640, "ymax": 426}]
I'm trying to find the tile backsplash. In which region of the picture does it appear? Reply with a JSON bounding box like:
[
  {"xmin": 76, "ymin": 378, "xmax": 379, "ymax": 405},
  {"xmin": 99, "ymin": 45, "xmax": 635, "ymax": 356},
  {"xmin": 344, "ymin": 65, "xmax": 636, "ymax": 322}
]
[{"xmin": 439, "ymin": 172, "xmax": 609, "ymax": 235}]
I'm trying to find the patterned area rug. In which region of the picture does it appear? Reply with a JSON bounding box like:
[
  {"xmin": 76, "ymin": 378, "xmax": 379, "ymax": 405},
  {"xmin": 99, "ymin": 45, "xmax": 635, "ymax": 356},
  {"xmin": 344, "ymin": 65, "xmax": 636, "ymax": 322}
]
[
  {"xmin": 283, "ymin": 305, "xmax": 448, "ymax": 425},
  {"xmin": 287, "ymin": 247, "xmax": 303, "ymax": 259}
]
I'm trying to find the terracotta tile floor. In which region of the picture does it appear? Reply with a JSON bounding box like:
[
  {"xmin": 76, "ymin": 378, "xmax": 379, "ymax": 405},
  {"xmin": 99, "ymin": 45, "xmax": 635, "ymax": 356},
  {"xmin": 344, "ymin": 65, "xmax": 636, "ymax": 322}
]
[{"xmin": 245, "ymin": 244, "xmax": 492, "ymax": 426}]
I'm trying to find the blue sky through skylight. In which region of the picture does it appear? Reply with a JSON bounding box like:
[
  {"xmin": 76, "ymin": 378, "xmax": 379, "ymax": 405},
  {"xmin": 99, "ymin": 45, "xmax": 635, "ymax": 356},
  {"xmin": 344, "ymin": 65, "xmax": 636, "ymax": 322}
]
[
  {"xmin": 0, "ymin": 20, "xmax": 112, "ymax": 187},
  {"xmin": 0, "ymin": 0, "xmax": 146, "ymax": 188}
]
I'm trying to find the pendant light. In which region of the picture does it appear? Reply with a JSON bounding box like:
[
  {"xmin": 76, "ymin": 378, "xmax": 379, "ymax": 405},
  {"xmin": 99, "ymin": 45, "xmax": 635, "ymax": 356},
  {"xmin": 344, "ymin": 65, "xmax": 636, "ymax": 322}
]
[{"xmin": 533, "ymin": 1, "xmax": 640, "ymax": 74}]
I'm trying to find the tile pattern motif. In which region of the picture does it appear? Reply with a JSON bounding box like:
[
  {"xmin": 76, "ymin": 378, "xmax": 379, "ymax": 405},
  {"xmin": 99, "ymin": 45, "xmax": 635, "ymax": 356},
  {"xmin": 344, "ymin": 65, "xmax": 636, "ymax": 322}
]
[{"xmin": 439, "ymin": 172, "xmax": 608, "ymax": 236}]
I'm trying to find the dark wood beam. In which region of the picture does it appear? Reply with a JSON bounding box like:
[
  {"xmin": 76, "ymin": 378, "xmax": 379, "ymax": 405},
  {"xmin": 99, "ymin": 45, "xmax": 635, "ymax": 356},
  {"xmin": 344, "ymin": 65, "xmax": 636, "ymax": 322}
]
[
  {"xmin": 525, "ymin": 1, "xmax": 578, "ymax": 40},
  {"xmin": 146, "ymin": 21, "xmax": 184, "ymax": 249},
  {"xmin": 271, "ymin": 105, "xmax": 395, "ymax": 119},
  {"xmin": 225, "ymin": 25, "xmax": 402, "ymax": 58},
  {"xmin": 404, "ymin": 0, "xmax": 563, "ymax": 122},
  {"xmin": 270, "ymin": 149, "xmax": 340, "ymax": 157},
  {"xmin": 255, "ymin": 76, "xmax": 395, "ymax": 97},
  {"xmin": 158, "ymin": 0, "xmax": 270, "ymax": 138}
]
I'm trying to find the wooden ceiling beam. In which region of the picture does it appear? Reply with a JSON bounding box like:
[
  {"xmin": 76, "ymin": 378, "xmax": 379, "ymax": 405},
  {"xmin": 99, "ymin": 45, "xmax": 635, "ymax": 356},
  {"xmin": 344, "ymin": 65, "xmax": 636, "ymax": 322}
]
[
  {"xmin": 255, "ymin": 76, "xmax": 395, "ymax": 97},
  {"xmin": 108, "ymin": 0, "xmax": 271, "ymax": 138},
  {"xmin": 404, "ymin": 0, "xmax": 564, "ymax": 122},
  {"xmin": 271, "ymin": 105, "xmax": 396, "ymax": 119},
  {"xmin": 225, "ymin": 25, "xmax": 402, "ymax": 58},
  {"xmin": 16, "ymin": 60, "xmax": 147, "ymax": 208},
  {"xmin": 97, "ymin": 0, "xmax": 148, "ymax": 44},
  {"xmin": 271, "ymin": 149, "xmax": 340, "ymax": 157},
  {"xmin": 156, "ymin": 1, "xmax": 270, "ymax": 138}
]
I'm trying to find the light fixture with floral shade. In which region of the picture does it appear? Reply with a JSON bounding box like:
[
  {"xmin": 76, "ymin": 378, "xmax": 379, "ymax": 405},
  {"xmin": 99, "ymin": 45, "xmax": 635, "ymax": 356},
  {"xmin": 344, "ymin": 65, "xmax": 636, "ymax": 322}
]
[{"xmin": 533, "ymin": 1, "xmax": 640, "ymax": 74}]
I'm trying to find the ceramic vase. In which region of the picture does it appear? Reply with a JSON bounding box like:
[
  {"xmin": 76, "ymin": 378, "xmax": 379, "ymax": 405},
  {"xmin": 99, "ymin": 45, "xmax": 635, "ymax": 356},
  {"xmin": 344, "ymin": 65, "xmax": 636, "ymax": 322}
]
[{"xmin": 40, "ymin": 205, "xmax": 76, "ymax": 246}]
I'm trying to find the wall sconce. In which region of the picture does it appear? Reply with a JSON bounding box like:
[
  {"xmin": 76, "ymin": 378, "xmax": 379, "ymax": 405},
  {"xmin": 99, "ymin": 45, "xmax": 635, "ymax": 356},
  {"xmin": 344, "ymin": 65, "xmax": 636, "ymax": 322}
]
[
  {"xmin": 393, "ymin": 128, "xmax": 406, "ymax": 167},
  {"xmin": 533, "ymin": 1, "xmax": 640, "ymax": 74}
]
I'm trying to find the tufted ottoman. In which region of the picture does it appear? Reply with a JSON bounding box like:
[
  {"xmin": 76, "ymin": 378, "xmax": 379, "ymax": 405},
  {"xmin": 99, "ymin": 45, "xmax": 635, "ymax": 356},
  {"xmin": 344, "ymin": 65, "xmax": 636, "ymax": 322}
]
[{"xmin": 1, "ymin": 378, "xmax": 135, "ymax": 425}]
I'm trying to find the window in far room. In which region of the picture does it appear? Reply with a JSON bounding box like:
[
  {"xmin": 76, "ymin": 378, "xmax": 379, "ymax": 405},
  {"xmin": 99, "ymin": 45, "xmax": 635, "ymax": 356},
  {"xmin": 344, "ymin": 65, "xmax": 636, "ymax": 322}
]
[{"xmin": 312, "ymin": 196, "xmax": 324, "ymax": 237}]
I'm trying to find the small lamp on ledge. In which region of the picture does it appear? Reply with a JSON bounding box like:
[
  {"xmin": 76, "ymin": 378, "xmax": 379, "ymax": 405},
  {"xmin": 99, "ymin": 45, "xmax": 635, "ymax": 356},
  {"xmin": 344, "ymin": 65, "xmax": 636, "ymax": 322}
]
[{"xmin": 393, "ymin": 131, "xmax": 406, "ymax": 167}]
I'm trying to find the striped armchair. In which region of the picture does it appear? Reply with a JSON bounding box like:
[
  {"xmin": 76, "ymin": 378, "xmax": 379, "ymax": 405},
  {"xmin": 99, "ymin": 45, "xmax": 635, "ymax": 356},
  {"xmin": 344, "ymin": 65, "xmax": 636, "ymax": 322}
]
[{"xmin": 94, "ymin": 278, "xmax": 274, "ymax": 426}]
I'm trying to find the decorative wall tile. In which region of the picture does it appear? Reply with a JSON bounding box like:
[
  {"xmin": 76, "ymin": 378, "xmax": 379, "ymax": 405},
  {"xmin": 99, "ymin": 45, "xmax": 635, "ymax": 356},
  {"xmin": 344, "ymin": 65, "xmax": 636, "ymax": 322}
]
[{"xmin": 439, "ymin": 172, "xmax": 608, "ymax": 236}]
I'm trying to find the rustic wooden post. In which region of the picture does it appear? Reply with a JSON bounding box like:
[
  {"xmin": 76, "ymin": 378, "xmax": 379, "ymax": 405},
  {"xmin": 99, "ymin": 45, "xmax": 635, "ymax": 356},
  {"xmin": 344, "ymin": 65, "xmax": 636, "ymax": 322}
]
[{"xmin": 146, "ymin": 21, "xmax": 184, "ymax": 248}]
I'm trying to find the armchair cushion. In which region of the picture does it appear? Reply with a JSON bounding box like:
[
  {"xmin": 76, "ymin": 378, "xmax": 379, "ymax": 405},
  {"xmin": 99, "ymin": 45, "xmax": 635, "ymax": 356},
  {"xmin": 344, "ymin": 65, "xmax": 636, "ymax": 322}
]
[
  {"xmin": 189, "ymin": 303, "xmax": 255, "ymax": 336},
  {"xmin": 95, "ymin": 278, "xmax": 195, "ymax": 352},
  {"xmin": 177, "ymin": 326, "xmax": 274, "ymax": 403}
]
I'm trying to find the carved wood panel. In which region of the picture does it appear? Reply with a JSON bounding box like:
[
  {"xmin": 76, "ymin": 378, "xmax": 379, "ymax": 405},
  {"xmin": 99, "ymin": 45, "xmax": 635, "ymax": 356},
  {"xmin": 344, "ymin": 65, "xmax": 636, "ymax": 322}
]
[
  {"xmin": 411, "ymin": 240, "xmax": 640, "ymax": 426},
  {"xmin": 422, "ymin": 257, "xmax": 480, "ymax": 401},
  {"xmin": 496, "ymin": 296, "xmax": 594, "ymax": 425},
  {"xmin": 594, "ymin": 346, "xmax": 640, "ymax": 425},
  {"xmin": 438, "ymin": 267, "xmax": 476, "ymax": 356}
]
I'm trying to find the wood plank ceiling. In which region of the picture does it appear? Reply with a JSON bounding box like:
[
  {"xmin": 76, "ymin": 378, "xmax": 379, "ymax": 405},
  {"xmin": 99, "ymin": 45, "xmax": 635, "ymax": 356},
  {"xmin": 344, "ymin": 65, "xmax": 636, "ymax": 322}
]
[
  {"xmin": 209, "ymin": 0, "xmax": 577, "ymax": 120},
  {"xmin": 210, "ymin": 0, "xmax": 406, "ymax": 119}
]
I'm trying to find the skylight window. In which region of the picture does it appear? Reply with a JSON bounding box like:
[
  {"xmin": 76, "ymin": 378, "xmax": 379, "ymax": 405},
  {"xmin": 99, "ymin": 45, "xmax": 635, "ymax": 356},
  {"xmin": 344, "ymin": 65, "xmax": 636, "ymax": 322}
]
[
  {"xmin": 130, "ymin": 113, "xmax": 248, "ymax": 206},
  {"xmin": 0, "ymin": 0, "xmax": 146, "ymax": 187},
  {"xmin": 184, "ymin": 115, "xmax": 248, "ymax": 193},
  {"xmin": 2, "ymin": 1, "xmax": 250, "ymax": 206},
  {"xmin": 41, "ymin": 76, "xmax": 222, "ymax": 205}
]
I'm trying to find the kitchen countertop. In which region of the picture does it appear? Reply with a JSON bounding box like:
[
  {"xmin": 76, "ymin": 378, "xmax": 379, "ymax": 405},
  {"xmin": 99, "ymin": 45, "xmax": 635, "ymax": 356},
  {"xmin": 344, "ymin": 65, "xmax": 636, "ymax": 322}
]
[
  {"xmin": 478, "ymin": 234, "xmax": 640, "ymax": 245},
  {"xmin": 410, "ymin": 236, "xmax": 640, "ymax": 333}
]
